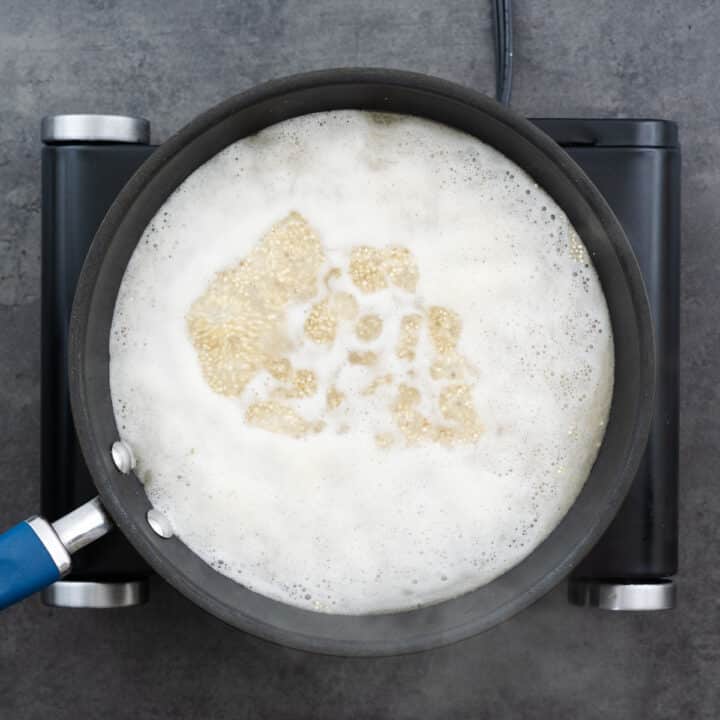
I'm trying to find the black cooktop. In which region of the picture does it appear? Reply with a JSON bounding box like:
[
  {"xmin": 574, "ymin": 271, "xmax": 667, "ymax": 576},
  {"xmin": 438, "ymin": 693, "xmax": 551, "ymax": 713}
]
[{"xmin": 39, "ymin": 115, "xmax": 680, "ymax": 612}]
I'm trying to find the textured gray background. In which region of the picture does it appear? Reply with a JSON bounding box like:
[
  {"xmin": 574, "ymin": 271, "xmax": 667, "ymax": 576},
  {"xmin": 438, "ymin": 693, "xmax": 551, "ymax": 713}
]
[{"xmin": 1, "ymin": 1, "xmax": 718, "ymax": 718}]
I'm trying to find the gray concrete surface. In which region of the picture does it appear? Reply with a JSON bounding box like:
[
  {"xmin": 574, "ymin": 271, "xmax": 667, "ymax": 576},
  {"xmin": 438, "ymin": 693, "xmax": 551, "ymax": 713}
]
[{"xmin": 1, "ymin": 1, "xmax": 718, "ymax": 718}]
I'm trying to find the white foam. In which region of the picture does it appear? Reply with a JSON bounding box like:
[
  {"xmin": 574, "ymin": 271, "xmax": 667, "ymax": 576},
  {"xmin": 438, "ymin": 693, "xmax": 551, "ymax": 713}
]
[{"xmin": 109, "ymin": 111, "xmax": 614, "ymax": 614}]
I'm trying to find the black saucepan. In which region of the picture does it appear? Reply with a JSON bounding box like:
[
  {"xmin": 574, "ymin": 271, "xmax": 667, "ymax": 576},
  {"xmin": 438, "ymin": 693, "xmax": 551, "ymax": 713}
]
[{"xmin": 0, "ymin": 69, "xmax": 654, "ymax": 656}]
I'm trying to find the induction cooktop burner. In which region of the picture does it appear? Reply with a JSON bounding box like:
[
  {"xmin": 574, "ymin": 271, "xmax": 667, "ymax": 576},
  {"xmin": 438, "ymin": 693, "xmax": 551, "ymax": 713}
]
[{"xmin": 39, "ymin": 113, "xmax": 680, "ymax": 612}]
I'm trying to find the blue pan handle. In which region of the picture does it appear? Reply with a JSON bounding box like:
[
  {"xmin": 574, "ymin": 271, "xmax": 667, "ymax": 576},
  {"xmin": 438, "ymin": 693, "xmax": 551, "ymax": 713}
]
[{"xmin": 0, "ymin": 498, "xmax": 113, "ymax": 610}]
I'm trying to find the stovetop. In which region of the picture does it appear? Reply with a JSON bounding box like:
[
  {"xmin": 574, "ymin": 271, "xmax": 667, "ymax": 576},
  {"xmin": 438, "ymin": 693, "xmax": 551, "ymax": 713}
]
[{"xmin": 39, "ymin": 114, "xmax": 680, "ymax": 612}]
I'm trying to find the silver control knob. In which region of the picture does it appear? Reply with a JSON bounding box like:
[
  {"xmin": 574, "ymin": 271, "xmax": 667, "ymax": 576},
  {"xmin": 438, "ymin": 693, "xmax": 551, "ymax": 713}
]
[
  {"xmin": 41, "ymin": 114, "xmax": 150, "ymax": 144},
  {"xmin": 42, "ymin": 580, "xmax": 148, "ymax": 609},
  {"xmin": 568, "ymin": 579, "xmax": 675, "ymax": 611}
]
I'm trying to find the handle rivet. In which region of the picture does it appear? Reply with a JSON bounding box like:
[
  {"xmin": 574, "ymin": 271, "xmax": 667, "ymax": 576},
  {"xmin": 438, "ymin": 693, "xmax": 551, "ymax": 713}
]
[
  {"xmin": 111, "ymin": 441, "xmax": 135, "ymax": 474},
  {"xmin": 147, "ymin": 509, "xmax": 173, "ymax": 539}
]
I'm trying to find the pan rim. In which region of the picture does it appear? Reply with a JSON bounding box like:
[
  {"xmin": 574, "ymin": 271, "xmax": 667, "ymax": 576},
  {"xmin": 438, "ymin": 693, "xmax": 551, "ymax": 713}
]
[{"xmin": 68, "ymin": 67, "xmax": 655, "ymax": 656}]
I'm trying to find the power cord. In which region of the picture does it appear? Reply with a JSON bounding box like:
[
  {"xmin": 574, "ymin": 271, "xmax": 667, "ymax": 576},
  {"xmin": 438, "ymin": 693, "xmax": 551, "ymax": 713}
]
[{"xmin": 493, "ymin": 0, "xmax": 513, "ymax": 105}]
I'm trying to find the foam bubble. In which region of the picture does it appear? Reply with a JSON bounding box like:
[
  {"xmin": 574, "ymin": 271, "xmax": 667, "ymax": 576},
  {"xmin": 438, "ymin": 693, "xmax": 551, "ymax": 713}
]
[{"xmin": 109, "ymin": 111, "xmax": 614, "ymax": 614}]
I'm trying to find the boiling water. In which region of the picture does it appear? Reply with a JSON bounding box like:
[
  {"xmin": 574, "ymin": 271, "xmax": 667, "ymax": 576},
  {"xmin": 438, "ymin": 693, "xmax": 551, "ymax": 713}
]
[{"xmin": 109, "ymin": 111, "xmax": 613, "ymax": 614}]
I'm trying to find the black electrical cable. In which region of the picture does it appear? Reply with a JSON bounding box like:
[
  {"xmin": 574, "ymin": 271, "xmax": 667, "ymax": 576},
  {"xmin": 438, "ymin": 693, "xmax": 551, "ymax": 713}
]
[{"xmin": 493, "ymin": 0, "xmax": 513, "ymax": 105}]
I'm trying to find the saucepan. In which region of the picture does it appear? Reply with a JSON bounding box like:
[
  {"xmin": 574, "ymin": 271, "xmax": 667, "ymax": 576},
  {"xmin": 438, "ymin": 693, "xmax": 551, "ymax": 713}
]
[{"xmin": 0, "ymin": 69, "xmax": 654, "ymax": 655}]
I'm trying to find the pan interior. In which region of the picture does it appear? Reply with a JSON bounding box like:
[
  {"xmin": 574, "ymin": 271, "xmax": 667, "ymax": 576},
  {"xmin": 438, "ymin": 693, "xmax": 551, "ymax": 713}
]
[{"xmin": 108, "ymin": 109, "xmax": 614, "ymax": 618}]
